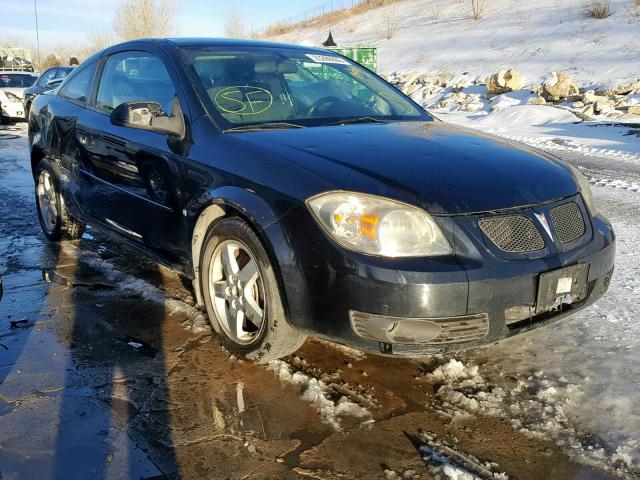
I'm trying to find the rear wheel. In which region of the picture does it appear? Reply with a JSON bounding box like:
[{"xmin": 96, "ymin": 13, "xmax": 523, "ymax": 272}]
[
  {"xmin": 200, "ymin": 217, "xmax": 306, "ymax": 363},
  {"xmin": 35, "ymin": 158, "xmax": 86, "ymax": 241}
]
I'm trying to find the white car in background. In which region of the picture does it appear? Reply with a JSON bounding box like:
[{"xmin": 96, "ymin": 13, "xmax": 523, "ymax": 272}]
[{"xmin": 0, "ymin": 71, "xmax": 38, "ymax": 124}]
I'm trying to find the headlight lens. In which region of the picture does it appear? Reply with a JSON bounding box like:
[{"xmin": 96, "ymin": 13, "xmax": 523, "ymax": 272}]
[
  {"xmin": 570, "ymin": 166, "xmax": 597, "ymax": 216},
  {"xmin": 4, "ymin": 91, "xmax": 21, "ymax": 103},
  {"xmin": 306, "ymin": 191, "xmax": 452, "ymax": 257}
]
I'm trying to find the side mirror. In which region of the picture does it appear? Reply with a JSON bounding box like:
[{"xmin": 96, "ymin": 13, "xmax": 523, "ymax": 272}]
[{"xmin": 110, "ymin": 98, "xmax": 185, "ymax": 140}]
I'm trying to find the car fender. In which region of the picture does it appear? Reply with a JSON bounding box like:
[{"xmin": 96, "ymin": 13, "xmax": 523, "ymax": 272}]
[{"xmin": 189, "ymin": 186, "xmax": 312, "ymax": 328}]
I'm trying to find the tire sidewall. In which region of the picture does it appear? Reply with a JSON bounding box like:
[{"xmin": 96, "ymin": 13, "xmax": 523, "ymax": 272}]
[
  {"xmin": 35, "ymin": 159, "xmax": 63, "ymax": 241},
  {"xmin": 200, "ymin": 217, "xmax": 284, "ymax": 362}
]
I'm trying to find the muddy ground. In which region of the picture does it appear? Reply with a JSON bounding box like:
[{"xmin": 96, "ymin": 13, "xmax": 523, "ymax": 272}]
[{"xmin": 0, "ymin": 123, "xmax": 633, "ymax": 479}]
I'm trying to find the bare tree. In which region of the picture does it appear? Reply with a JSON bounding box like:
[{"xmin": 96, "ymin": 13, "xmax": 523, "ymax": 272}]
[
  {"xmin": 41, "ymin": 54, "xmax": 62, "ymax": 69},
  {"xmin": 114, "ymin": 0, "xmax": 178, "ymax": 40},
  {"xmin": 471, "ymin": 0, "xmax": 486, "ymax": 19},
  {"xmin": 224, "ymin": 6, "xmax": 246, "ymax": 39},
  {"xmin": 86, "ymin": 29, "xmax": 118, "ymax": 54}
]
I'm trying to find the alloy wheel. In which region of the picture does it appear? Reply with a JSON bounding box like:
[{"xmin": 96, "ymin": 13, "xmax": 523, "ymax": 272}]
[
  {"xmin": 208, "ymin": 240, "xmax": 266, "ymax": 345},
  {"xmin": 37, "ymin": 170, "xmax": 58, "ymax": 235}
]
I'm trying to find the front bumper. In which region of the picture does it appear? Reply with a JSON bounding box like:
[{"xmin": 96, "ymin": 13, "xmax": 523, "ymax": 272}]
[
  {"xmin": 275, "ymin": 195, "xmax": 616, "ymax": 356},
  {"xmin": 1, "ymin": 101, "xmax": 25, "ymax": 119}
]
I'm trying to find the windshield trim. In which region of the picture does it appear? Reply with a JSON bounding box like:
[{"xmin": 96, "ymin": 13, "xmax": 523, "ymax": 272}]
[{"xmin": 177, "ymin": 45, "xmax": 431, "ymax": 131}]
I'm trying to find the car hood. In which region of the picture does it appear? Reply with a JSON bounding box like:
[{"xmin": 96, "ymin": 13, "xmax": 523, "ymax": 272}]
[
  {"xmin": 0, "ymin": 87, "xmax": 25, "ymax": 99},
  {"xmin": 233, "ymin": 121, "xmax": 578, "ymax": 215}
]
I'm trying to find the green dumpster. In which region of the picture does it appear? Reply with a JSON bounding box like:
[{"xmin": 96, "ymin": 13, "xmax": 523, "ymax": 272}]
[{"xmin": 328, "ymin": 46, "xmax": 377, "ymax": 73}]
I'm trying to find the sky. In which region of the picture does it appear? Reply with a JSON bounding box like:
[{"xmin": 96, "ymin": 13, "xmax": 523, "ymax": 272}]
[{"xmin": 0, "ymin": 0, "xmax": 331, "ymax": 53}]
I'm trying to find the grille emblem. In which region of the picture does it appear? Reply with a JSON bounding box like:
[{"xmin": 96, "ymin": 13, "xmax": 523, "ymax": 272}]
[{"xmin": 535, "ymin": 212, "xmax": 553, "ymax": 239}]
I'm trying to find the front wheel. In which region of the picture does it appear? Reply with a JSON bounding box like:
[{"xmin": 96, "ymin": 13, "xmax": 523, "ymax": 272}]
[
  {"xmin": 35, "ymin": 158, "xmax": 86, "ymax": 241},
  {"xmin": 200, "ymin": 217, "xmax": 306, "ymax": 363}
]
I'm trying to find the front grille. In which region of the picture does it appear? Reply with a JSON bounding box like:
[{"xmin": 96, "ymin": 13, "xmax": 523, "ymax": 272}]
[
  {"xmin": 550, "ymin": 202, "xmax": 585, "ymax": 244},
  {"xmin": 479, "ymin": 215, "xmax": 545, "ymax": 253}
]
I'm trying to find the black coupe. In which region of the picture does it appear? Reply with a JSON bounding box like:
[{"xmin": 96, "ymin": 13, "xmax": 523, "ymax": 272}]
[{"xmin": 28, "ymin": 38, "xmax": 615, "ymax": 361}]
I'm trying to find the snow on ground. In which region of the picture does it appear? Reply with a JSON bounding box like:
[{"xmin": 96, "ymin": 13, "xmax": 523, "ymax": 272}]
[
  {"xmin": 272, "ymin": 0, "xmax": 640, "ymax": 85},
  {"xmin": 421, "ymin": 183, "xmax": 640, "ymax": 478},
  {"xmin": 436, "ymin": 105, "xmax": 640, "ymax": 161},
  {"xmin": 268, "ymin": 359, "xmax": 372, "ymax": 430}
]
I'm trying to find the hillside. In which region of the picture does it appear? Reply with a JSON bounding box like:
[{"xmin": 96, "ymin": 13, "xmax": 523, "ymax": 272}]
[
  {"xmin": 268, "ymin": 0, "xmax": 640, "ymax": 165},
  {"xmin": 269, "ymin": 0, "xmax": 640, "ymax": 85}
]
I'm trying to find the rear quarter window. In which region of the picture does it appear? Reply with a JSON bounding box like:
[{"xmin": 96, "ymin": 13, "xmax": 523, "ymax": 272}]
[{"xmin": 60, "ymin": 61, "xmax": 98, "ymax": 104}]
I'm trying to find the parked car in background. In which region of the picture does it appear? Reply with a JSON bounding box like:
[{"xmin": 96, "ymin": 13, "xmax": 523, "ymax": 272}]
[
  {"xmin": 0, "ymin": 71, "xmax": 38, "ymax": 123},
  {"xmin": 23, "ymin": 66, "xmax": 74, "ymax": 117},
  {"xmin": 28, "ymin": 38, "xmax": 615, "ymax": 363}
]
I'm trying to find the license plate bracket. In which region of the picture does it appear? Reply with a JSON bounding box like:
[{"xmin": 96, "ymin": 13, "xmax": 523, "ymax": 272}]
[{"xmin": 536, "ymin": 263, "xmax": 590, "ymax": 314}]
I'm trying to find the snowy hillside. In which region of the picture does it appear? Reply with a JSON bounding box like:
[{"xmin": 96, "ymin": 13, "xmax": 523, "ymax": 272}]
[
  {"xmin": 270, "ymin": 0, "xmax": 640, "ymax": 85},
  {"xmin": 270, "ymin": 0, "xmax": 640, "ymax": 169}
]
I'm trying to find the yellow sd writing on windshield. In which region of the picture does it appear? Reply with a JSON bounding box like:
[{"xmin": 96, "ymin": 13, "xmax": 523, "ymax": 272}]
[{"xmin": 214, "ymin": 86, "xmax": 273, "ymax": 115}]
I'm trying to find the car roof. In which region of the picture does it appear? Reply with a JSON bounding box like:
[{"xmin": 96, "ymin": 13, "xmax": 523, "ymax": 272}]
[{"xmin": 107, "ymin": 37, "xmax": 329, "ymax": 54}]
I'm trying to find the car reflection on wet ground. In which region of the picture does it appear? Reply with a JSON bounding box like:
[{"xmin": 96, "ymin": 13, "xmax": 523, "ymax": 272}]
[{"xmin": 0, "ymin": 124, "xmax": 626, "ymax": 479}]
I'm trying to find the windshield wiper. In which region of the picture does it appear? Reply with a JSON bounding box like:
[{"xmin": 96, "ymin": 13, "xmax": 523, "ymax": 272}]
[
  {"xmin": 323, "ymin": 117, "xmax": 391, "ymax": 127},
  {"xmin": 223, "ymin": 122, "xmax": 306, "ymax": 133}
]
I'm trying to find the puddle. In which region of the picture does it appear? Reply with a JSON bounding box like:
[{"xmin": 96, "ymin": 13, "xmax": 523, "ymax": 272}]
[{"xmin": 42, "ymin": 268, "xmax": 115, "ymax": 291}]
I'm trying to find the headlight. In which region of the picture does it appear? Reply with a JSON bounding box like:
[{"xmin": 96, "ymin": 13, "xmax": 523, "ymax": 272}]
[
  {"xmin": 569, "ymin": 166, "xmax": 597, "ymax": 216},
  {"xmin": 4, "ymin": 91, "xmax": 21, "ymax": 103},
  {"xmin": 306, "ymin": 191, "xmax": 452, "ymax": 257}
]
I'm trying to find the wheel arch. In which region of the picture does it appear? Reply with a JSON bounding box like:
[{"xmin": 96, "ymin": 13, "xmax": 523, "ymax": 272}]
[
  {"xmin": 30, "ymin": 146, "xmax": 47, "ymax": 178},
  {"xmin": 189, "ymin": 187, "xmax": 297, "ymax": 317}
]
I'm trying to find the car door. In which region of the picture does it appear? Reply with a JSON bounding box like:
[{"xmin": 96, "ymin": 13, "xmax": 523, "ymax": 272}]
[{"xmin": 75, "ymin": 49, "xmax": 187, "ymax": 261}]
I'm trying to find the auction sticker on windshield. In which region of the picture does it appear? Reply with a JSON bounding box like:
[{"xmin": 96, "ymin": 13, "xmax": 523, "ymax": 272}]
[{"xmin": 305, "ymin": 54, "xmax": 350, "ymax": 65}]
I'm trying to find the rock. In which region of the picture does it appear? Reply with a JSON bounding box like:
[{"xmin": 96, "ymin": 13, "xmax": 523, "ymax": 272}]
[
  {"xmin": 582, "ymin": 104, "xmax": 595, "ymax": 117},
  {"xmin": 418, "ymin": 73, "xmax": 434, "ymax": 84},
  {"xmin": 594, "ymin": 96, "xmax": 614, "ymax": 114},
  {"xmin": 629, "ymin": 105, "xmax": 640, "ymax": 115},
  {"xmin": 596, "ymin": 79, "xmax": 640, "ymax": 96},
  {"xmin": 485, "ymin": 68, "xmax": 523, "ymax": 94},
  {"xmin": 528, "ymin": 95, "xmax": 547, "ymax": 105},
  {"xmin": 582, "ymin": 90, "xmax": 597, "ymax": 104},
  {"xmin": 606, "ymin": 110, "xmax": 624, "ymax": 118},
  {"xmin": 572, "ymin": 101, "xmax": 585, "ymax": 108},
  {"xmin": 400, "ymin": 72, "xmax": 421, "ymax": 94},
  {"xmin": 543, "ymin": 71, "xmax": 578, "ymax": 101},
  {"xmin": 459, "ymin": 96, "xmax": 484, "ymax": 112},
  {"xmin": 449, "ymin": 74, "xmax": 472, "ymax": 92},
  {"xmin": 405, "ymin": 83, "xmax": 424, "ymax": 97}
]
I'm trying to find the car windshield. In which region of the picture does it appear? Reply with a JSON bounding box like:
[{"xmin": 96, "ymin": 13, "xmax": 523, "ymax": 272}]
[
  {"xmin": 0, "ymin": 73, "xmax": 38, "ymax": 88},
  {"xmin": 180, "ymin": 45, "xmax": 429, "ymax": 128}
]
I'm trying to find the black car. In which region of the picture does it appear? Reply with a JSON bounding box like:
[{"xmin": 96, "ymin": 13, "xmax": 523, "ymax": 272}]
[
  {"xmin": 23, "ymin": 66, "xmax": 74, "ymax": 116},
  {"xmin": 27, "ymin": 38, "xmax": 615, "ymax": 362}
]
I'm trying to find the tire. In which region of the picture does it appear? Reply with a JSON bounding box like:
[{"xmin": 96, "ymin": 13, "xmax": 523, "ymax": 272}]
[
  {"xmin": 200, "ymin": 217, "xmax": 306, "ymax": 363},
  {"xmin": 35, "ymin": 158, "xmax": 86, "ymax": 242}
]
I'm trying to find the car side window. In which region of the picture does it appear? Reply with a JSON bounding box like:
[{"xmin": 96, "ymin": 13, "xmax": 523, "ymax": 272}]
[
  {"xmin": 38, "ymin": 68, "xmax": 58, "ymax": 86},
  {"xmin": 60, "ymin": 62, "xmax": 98, "ymax": 103},
  {"xmin": 96, "ymin": 51, "xmax": 175, "ymax": 114}
]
